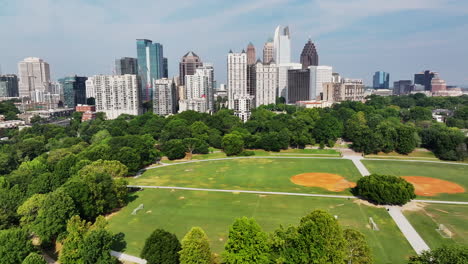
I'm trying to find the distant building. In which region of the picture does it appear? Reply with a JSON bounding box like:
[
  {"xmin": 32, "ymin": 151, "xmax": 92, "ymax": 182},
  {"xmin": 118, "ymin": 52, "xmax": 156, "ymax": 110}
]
[
  {"xmin": 85, "ymin": 77, "xmax": 95, "ymax": 99},
  {"xmin": 309, "ymin": 66, "xmax": 333, "ymax": 100},
  {"xmin": 154, "ymin": 78, "xmax": 177, "ymax": 116},
  {"xmin": 227, "ymin": 51, "xmax": 252, "ymax": 122},
  {"xmin": 414, "ymin": 70, "xmax": 436, "ymax": 91},
  {"xmin": 92, "ymin": 74, "xmax": 142, "ymax": 119},
  {"xmin": 247, "ymin": 42, "xmax": 256, "ymax": 66},
  {"xmin": 431, "ymin": 73, "xmax": 447, "ymax": 93},
  {"xmin": 287, "ymin": 69, "xmax": 310, "ymax": 104},
  {"xmin": 17, "ymin": 57, "xmax": 51, "ymax": 100},
  {"xmin": 59, "ymin": 76, "xmax": 87, "ymax": 107},
  {"xmin": 300, "ymin": 39, "xmax": 319, "ymax": 69},
  {"xmin": 76, "ymin": 104, "xmax": 96, "ymax": 121},
  {"xmin": 163, "ymin": 57, "xmax": 168, "ymax": 78},
  {"xmin": 136, "ymin": 39, "xmax": 164, "ymax": 101},
  {"xmin": 323, "ymin": 77, "xmax": 365, "ymax": 103},
  {"xmin": 278, "ymin": 63, "xmax": 302, "ymax": 99},
  {"xmin": 373, "ymin": 71, "xmax": 390, "ymax": 89},
  {"xmin": 296, "ymin": 100, "xmax": 333, "ymax": 109},
  {"xmin": 255, "ymin": 60, "xmax": 278, "ymax": 107},
  {"xmin": 273, "ymin": 25, "xmax": 291, "ymax": 64},
  {"xmin": 115, "ymin": 57, "xmax": 138, "ymax": 75},
  {"xmin": 180, "ymin": 64, "xmax": 214, "ymax": 113},
  {"xmin": 0, "ymin": 75, "xmax": 19, "ymax": 97},
  {"xmin": 393, "ymin": 80, "xmax": 413, "ymax": 95},
  {"xmin": 263, "ymin": 40, "xmax": 274, "ymax": 64},
  {"xmin": 179, "ymin": 51, "xmax": 203, "ymax": 86}
]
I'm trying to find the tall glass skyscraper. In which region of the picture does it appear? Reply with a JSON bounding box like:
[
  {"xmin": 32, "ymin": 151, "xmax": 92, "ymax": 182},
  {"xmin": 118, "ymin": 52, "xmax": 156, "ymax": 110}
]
[
  {"xmin": 136, "ymin": 39, "xmax": 164, "ymax": 101},
  {"xmin": 59, "ymin": 75, "xmax": 87, "ymax": 107},
  {"xmin": 373, "ymin": 71, "xmax": 390, "ymax": 89}
]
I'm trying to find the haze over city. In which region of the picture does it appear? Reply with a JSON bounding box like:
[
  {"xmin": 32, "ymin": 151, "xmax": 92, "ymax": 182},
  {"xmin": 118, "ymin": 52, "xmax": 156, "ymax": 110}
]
[{"xmin": 1, "ymin": 0, "xmax": 468, "ymax": 86}]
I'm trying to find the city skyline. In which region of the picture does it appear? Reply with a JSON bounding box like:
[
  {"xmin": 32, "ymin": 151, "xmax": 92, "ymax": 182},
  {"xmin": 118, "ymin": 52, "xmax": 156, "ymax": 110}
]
[{"xmin": 1, "ymin": 0, "xmax": 468, "ymax": 86}]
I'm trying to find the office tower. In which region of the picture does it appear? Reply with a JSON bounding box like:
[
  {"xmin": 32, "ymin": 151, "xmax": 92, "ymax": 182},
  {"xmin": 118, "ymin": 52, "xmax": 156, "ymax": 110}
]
[
  {"xmin": 153, "ymin": 78, "xmax": 177, "ymax": 116},
  {"xmin": 273, "ymin": 25, "xmax": 291, "ymax": 64},
  {"xmin": 414, "ymin": 70, "xmax": 436, "ymax": 91},
  {"xmin": 17, "ymin": 57, "xmax": 51, "ymax": 99},
  {"xmin": 247, "ymin": 43, "xmax": 256, "ymax": 65},
  {"xmin": 287, "ymin": 69, "xmax": 310, "ymax": 103},
  {"xmin": 309, "ymin": 66, "xmax": 333, "ymax": 100},
  {"xmin": 92, "ymin": 74, "xmax": 142, "ymax": 119},
  {"xmin": 227, "ymin": 51, "xmax": 253, "ymax": 122},
  {"xmin": 180, "ymin": 64, "xmax": 214, "ymax": 113},
  {"xmin": 0, "ymin": 75, "xmax": 19, "ymax": 97},
  {"xmin": 179, "ymin": 51, "xmax": 203, "ymax": 86},
  {"xmin": 163, "ymin": 57, "xmax": 168, "ymax": 78},
  {"xmin": 431, "ymin": 73, "xmax": 447, "ymax": 93},
  {"xmin": 59, "ymin": 76, "xmax": 88, "ymax": 107},
  {"xmin": 373, "ymin": 71, "xmax": 390, "ymax": 89},
  {"xmin": 115, "ymin": 57, "xmax": 138, "ymax": 75},
  {"xmin": 255, "ymin": 61, "xmax": 278, "ymax": 107},
  {"xmin": 263, "ymin": 40, "xmax": 274, "ymax": 64},
  {"xmin": 278, "ymin": 63, "xmax": 302, "ymax": 99},
  {"xmin": 393, "ymin": 80, "xmax": 413, "ymax": 95},
  {"xmin": 85, "ymin": 77, "xmax": 95, "ymax": 99},
  {"xmin": 323, "ymin": 76, "xmax": 365, "ymax": 103},
  {"xmin": 300, "ymin": 39, "xmax": 319, "ymax": 69},
  {"xmin": 136, "ymin": 39, "xmax": 164, "ymax": 101}
]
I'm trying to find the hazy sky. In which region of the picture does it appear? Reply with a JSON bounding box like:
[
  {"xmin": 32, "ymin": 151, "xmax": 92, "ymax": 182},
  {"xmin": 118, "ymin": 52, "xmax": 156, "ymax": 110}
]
[{"xmin": 1, "ymin": 0, "xmax": 467, "ymax": 86}]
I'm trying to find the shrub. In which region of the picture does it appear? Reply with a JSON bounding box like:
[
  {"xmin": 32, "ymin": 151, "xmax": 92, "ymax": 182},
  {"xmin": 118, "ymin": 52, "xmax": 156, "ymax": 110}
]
[
  {"xmin": 238, "ymin": 150, "xmax": 255, "ymax": 156},
  {"xmin": 141, "ymin": 229, "xmax": 181, "ymax": 264},
  {"xmin": 352, "ymin": 174, "xmax": 415, "ymax": 205}
]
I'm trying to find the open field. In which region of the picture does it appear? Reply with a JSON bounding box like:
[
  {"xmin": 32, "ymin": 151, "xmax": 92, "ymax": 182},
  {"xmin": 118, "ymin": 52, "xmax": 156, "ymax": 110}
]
[
  {"xmin": 403, "ymin": 203, "xmax": 468, "ymax": 248},
  {"xmin": 362, "ymin": 160, "xmax": 468, "ymax": 201},
  {"xmin": 364, "ymin": 149, "xmax": 438, "ymax": 161},
  {"xmin": 107, "ymin": 189, "xmax": 414, "ymax": 264},
  {"xmin": 130, "ymin": 158, "xmax": 361, "ymax": 195}
]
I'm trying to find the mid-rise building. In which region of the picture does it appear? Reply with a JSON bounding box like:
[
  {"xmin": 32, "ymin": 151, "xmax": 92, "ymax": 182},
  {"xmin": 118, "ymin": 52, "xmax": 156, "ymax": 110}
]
[
  {"xmin": 415, "ymin": 70, "xmax": 436, "ymax": 91},
  {"xmin": 136, "ymin": 39, "xmax": 164, "ymax": 101},
  {"xmin": 17, "ymin": 57, "xmax": 51, "ymax": 99},
  {"xmin": 278, "ymin": 63, "xmax": 302, "ymax": 99},
  {"xmin": 273, "ymin": 26, "xmax": 291, "ymax": 64},
  {"xmin": 287, "ymin": 69, "xmax": 310, "ymax": 104},
  {"xmin": 431, "ymin": 74, "xmax": 447, "ymax": 93},
  {"xmin": 59, "ymin": 76, "xmax": 87, "ymax": 107},
  {"xmin": 373, "ymin": 71, "xmax": 390, "ymax": 89},
  {"xmin": 179, "ymin": 51, "xmax": 203, "ymax": 86},
  {"xmin": 153, "ymin": 78, "xmax": 177, "ymax": 116},
  {"xmin": 76, "ymin": 104, "xmax": 96, "ymax": 121},
  {"xmin": 323, "ymin": 78, "xmax": 365, "ymax": 103},
  {"xmin": 255, "ymin": 61, "xmax": 278, "ymax": 107},
  {"xmin": 115, "ymin": 57, "xmax": 138, "ymax": 75},
  {"xmin": 300, "ymin": 39, "xmax": 319, "ymax": 69},
  {"xmin": 180, "ymin": 64, "xmax": 214, "ymax": 113},
  {"xmin": 263, "ymin": 40, "xmax": 274, "ymax": 64},
  {"xmin": 227, "ymin": 51, "xmax": 253, "ymax": 122},
  {"xmin": 85, "ymin": 77, "xmax": 95, "ymax": 99},
  {"xmin": 0, "ymin": 75, "xmax": 19, "ymax": 97},
  {"xmin": 92, "ymin": 74, "xmax": 142, "ymax": 119},
  {"xmin": 393, "ymin": 80, "xmax": 413, "ymax": 95},
  {"xmin": 309, "ymin": 66, "xmax": 333, "ymax": 100}
]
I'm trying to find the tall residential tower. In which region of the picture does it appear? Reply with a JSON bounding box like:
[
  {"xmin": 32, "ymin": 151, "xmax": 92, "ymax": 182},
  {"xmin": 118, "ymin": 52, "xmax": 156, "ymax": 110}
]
[{"xmin": 227, "ymin": 50, "xmax": 252, "ymax": 122}]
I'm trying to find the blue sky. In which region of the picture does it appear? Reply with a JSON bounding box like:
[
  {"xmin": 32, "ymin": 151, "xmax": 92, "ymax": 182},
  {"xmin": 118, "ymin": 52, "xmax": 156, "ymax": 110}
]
[{"xmin": 1, "ymin": 0, "xmax": 467, "ymax": 86}]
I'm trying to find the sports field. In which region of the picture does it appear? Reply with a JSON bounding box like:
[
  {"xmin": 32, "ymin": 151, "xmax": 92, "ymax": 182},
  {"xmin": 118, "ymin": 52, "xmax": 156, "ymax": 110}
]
[
  {"xmin": 362, "ymin": 160, "xmax": 468, "ymax": 201},
  {"xmin": 129, "ymin": 158, "xmax": 361, "ymax": 195},
  {"xmin": 107, "ymin": 188, "xmax": 414, "ymax": 264}
]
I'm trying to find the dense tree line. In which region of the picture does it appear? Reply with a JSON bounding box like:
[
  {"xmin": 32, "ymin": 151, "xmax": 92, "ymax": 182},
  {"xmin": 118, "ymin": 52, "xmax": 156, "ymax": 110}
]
[{"xmin": 352, "ymin": 174, "xmax": 416, "ymax": 205}]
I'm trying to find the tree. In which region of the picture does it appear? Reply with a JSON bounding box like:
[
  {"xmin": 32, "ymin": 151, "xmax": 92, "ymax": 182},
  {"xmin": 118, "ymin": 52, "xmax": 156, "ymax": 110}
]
[
  {"xmin": 17, "ymin": 193, "xmax": 47, "ymax": 227},
  {"xmin": 80, "ymin": 228, "xmax": 116, "ymax": 264},
  {"xmin": 343, "ymin": 229, "xmax": 372, "ymax": 264},
  {"xmin": 222, "ymin": 133, "xmax": 244, "ymax": 156},
  {"xmin": 395, "ymin": 125, "xmax": 417, "ymax": 154},
  {"xmin": 112, "ymin": 147, "xmax": 140, "ymax": 173},
  {"xmin": 179, "ymin": 227, "xmax": 212, "ymax": 264},
  {"xmin": 79, "ymin": 159, "xmax": 128, "ymax": 178},
  {"xmin": 408, "ymin": 245, "xmax": 468, "ymax": 264},
  {"xmin": 59, "ymin": 215, "xmax": 90, "ymax": 264},
  {"xmin": 0, "ymin": 229, "xmax": 35, "ymax": 264},
  {"xmin": 314, "ymin": 114, "xmax": 343, "ymax": 147},
  {"xmin": 91, "ymin": 129, "xmax": 111, "ymax": 144},
  {"xmin": 182, "ymin": 138, "xmax": 208, "ymax": 159},
  {"xmin": 352, "ymin": 174, "xmax": 416, "ymax": 205},
  {"xmin": 141, "ymin": 229, "xmax": 181, "ymax": 264},
  {"xmin": 222, "ymin": 217, "xmax": 270, "ymax": 264},
  {"xmin": 162, "ymin": 139, "xmax": 187, "ymax": 160},
  {"xmin": 22, "ymin": 252, "xmax": 47, "ymax": 264}
]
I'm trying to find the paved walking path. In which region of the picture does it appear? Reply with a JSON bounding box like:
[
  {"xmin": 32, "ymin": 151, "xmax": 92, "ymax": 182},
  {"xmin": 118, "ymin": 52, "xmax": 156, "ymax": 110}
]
[
  {"xmin": 111, "ymin": 251, "xmax": 147, "ymax": 264},
  {"xmin": 345, "ymin": 156, "xmax": 371, "ymax": 176}
]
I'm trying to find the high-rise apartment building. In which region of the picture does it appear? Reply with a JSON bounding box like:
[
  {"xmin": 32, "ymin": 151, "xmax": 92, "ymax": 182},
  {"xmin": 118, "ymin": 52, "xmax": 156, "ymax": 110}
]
[
  {"xmin": 163, "ymin": 57, "xmax": 168, "ymax": 78},
  {"xmin": 309, "ymin": 66, "xmax": 333, "ymax": 100},
  {"xmin": 180, "ymin": 64, "xmax": 215, "ymax": 113},
  {"xmin": 153, "ymin": 78, "xmax": 177, "ymax": 116},
  {"xmin": 255, "ymin": 61, "xmax": 278, "ymax": 107},
  {"xmin": 300, "ymin": 39, "xmax": 319, "ymax": 69},
  {"xmin": 247, "ymin": 43, "xmax": 256, "ymax": 65},
  {"xmin": 136, "ymin": 39, "xmax": 164, "ymax": 101},
  {"xmin": 17, "ymin": 57, "xmax": 51, "ymax": 99},
  {"xmin": 59, "ymin": 76, "xmax": 87, "ymax": 107},
  {"xmin": 227, "ymin": 51, "xmax": 253, "ymax": 122},
  {"xmin": 273, "ymin": 26, "xmax": 291, "ymax": 64},
  {"xmin": 414, "ymin": 70, "xmax": 436, "ymax": 91},
  {"xmin": 263, "ymin": 40, "xmax": 274, "ymax": 64},
  {"xmin": 115, "ymin": 57, "xmax": 138, "ymax": 75},
  {"xmin": 179, "ymin": 51, "xmax": 203, "ymax": 86},
  {"xmin": 92, "ymin": 74, "xmax": 141, "ymax": 119},
  {"xmin": 373, "ymin": 71, "xmax": 390, "ymax": 89},
  {"xmin": 0, "ymin": 75, "xmax": 19, "ymax": 97},
  {"xmin": 287, "ymin": 69, "xmax": 310, "ymax": 104},
  {"xmin": 85, "ymin": 77, "xmax": 95, "ymax": 99}
]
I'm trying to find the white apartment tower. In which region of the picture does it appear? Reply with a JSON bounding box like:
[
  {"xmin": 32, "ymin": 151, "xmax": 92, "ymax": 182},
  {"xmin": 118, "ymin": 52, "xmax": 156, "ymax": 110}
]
[
  {"xmin": 309, "ymin": 66, "xmax": 333, "ymax": 100},
  {"xmin": 227, "ymin": 51, "xmax": 253, "ymax": 122},
  {"xmin": 273, "ymin": 26, "xmax": 291, "ymax": 65},
  {"xmin": 255, "ymin": 61, "xmax": 278, "ymax": 107},
  {"xmin": 180, "ymin": 64, "xmax": 214, "ymax": 113},
  {"xmin": 154, "ymin": 78, "xmax": 176, "ymax": 116},
  {"xmin": 85, "ymin": 77, "xmax": 96, "ymax": 99},
  {"xmin": 92, "ymin": 74, "xmax": 142, "ymax": 119},
  {"xmin": 17, "ymin": 57, "xmax": 51, "ymax": 100}
]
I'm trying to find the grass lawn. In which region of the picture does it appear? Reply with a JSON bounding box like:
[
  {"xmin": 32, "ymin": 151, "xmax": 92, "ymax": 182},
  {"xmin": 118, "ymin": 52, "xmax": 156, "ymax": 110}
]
[
  {"xmin": 403, "ymin": 204, "xmax": 468, "ymax": 249},
  {"xmin": 130, "ymin": 158, "xmax": 361, "ymax": 195},
  {"xmin": 108, "ymin": 189, "xmax": 414, "ymax": 264},
  {"xmin": 362, "ymin": 160, "xmax": 468, "ymax": 201},
  {"xmin": 365, "ymin": 149, "xmax": 438, "ymax": 160}
]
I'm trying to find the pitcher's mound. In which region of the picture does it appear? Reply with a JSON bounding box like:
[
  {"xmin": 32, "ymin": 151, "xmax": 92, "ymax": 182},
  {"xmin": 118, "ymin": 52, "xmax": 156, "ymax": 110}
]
[
  {"xmin": 291, "ymin": 173, "xmax": 356, "ymax": 192},
  {"xmin": 402, "ymin": 176, "xmax": 465, "ymax": 196}
]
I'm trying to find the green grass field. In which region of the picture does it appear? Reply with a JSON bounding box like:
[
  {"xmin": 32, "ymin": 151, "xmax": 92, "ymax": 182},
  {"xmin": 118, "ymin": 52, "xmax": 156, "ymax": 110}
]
[
  {"xmin": 365, "ymin": 149, "xmax": 438, "ymax": 160},
  {"xmin": 130, "ymin": 158, "xmax": 360, "ymax": 195},
  {"xmin": 403, "ymin": 204, "xmax": 468, "ymax": 248},
  {"xmin": 108, "ymin": 189, "xmax": 414, "ymax": 264},
  {"xmin": 362, "ymin": 160, "xmax": 468, "ymax": 201}
]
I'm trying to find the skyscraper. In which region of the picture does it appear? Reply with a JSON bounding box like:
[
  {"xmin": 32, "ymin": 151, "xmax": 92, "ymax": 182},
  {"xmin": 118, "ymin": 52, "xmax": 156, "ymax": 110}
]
[
  {"xmin": 414, "ymin": 70, "xmax": 436, "ymax": 91},
  {"xmin": 247, "ymin": 43, "xmax": 256, "ymax": 65},
  {"xmin": 136, "ymin": 39, "xmax": 164, "ymax": 101},
  {"xmin": 255, "ymin": 60, "xmax": 278, "ymax": 107},
  {"xmin": 163, "ymin": 57, "xmax": 168, "ymax": 78},
  {"xmin": 309, "ymin": 66, "xmax": 333, "ymax": 100},
  {"xmin": 263, "ymin": 40, "xmax": 274, "ymax": 64},
  {"xmin": 300, "ymin": 39, "xmax": 319, "ymax": 69},
  {"xmin": 180, "ymin": 64, "xmax": 214, "ymax": 113},
  {"xmin": 179, "ymin": 51, "xmax": 203, "ymax": 86},
  {"xmin": 0, "ymin": 75, "xmax": 19, "ymax": 97},
  {"xmin": 273, "ymin": 26, "xmax": 291, "ymax": 65},
  {"xmin": 278, "ymin": 63, "xmax": 302, "ymax": 99},
  {"xmin": 373, "ymin": 71, "xmax": 390, "ymax": 89},
  {"xmin": 59, "ymin": 76, "xmax": 87, "ymax": 107},
  {"xmin": 115, "ymin": 57, "xmax": 138, "ymax": 75},
  {"xmin": 17, "ymin": 57, "xmax": 51, "ymax": 99},
  {"xmin": 153, "ymin": 78, "xmax": 177, "ymax": 116},
  {"xmin": 287, "ymin": 69, "xmax": 310, "ymax": 104},
  {"xmin": 227, "ymin": 50, "xmax": 252, "ymax": 122}
]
